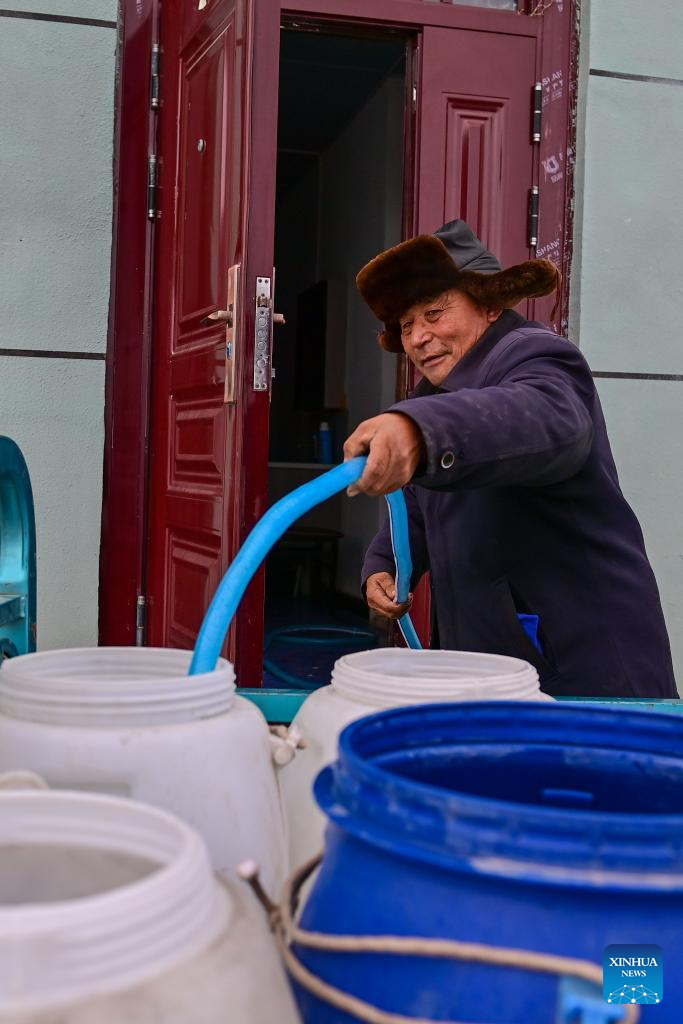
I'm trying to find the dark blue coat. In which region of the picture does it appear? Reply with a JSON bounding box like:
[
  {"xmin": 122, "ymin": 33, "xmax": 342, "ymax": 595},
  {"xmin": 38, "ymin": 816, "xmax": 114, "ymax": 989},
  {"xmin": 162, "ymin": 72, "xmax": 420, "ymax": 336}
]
[{"xmin": 362, "ymin": 310, "xmax": 677, "ymax": 698}]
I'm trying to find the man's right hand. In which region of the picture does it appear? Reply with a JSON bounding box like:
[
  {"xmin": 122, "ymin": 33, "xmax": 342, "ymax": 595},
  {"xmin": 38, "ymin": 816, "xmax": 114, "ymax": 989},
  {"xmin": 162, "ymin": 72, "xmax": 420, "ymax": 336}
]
[{"xmin": 365, "ymin": 572, "xmax": 413, "ymax": 620}]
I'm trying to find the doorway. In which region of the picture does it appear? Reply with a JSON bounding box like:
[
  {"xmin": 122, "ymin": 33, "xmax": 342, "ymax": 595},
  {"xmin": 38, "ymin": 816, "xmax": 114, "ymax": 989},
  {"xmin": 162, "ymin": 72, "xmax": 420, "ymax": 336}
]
[
  {"xmin": 264, "ymin": 28, "xmax": 408, "ymax": 687},
  {"xmin": 105, "ymin": 0, "xmax": 561, "ymax": 686}
]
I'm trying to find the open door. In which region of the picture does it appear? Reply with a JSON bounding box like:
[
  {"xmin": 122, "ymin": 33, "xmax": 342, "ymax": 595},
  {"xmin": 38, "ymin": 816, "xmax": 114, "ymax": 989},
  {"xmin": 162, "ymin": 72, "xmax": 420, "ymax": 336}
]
[
  {"xmin": 144, "ymin": 3, "xmax": 542, "ymax": 675},
  {"xmin": 408, "ymin": 23, "xmax": 539, "ymax": 645},
  {"xmin": 416, "ymin": 25, "xmax": 537, "ymax": 260},
  {"xmin": 145, "ymin": 0, "xmax": 279, "ymax": 684},
  {"xmin": 262, "ymin": 26, "xmax": 408, "ymax": 687}
]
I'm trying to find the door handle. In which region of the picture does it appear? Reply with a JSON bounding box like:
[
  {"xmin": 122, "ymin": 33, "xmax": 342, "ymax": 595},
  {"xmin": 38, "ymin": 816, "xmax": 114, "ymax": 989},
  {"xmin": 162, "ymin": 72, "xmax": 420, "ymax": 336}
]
[
  {"xmin": 274, "ymin": 313, "xmax": 286, "ymax": 325},
  {"xmin": 203, "ymin": 265, "xmax": 240, "ymax": 403},
  {"xmin": 201, "ymin": 308, "xmax": 233, "ymax": 327},
  {"xmin": 223, "ymin": 266, "xmax": 240, "ymax": 404}
]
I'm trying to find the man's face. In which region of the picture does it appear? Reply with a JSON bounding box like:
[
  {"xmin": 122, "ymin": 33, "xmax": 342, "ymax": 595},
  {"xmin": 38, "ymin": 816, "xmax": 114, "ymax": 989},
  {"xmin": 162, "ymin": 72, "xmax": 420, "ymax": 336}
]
[{"xmin": 399, "ymin": 289, "xmax": 501, "ymax": 386}]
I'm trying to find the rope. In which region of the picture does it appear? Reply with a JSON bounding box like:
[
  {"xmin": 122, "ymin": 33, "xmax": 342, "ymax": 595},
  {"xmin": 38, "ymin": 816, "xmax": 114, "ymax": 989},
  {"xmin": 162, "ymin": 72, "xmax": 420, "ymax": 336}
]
[
  {"xmin": 277, "ymin": 937, "xmax": 457, "ymax": 1024},
  {"xmin": 243, "ymin": 855, "xmax": 641, "ymax": 1024}
]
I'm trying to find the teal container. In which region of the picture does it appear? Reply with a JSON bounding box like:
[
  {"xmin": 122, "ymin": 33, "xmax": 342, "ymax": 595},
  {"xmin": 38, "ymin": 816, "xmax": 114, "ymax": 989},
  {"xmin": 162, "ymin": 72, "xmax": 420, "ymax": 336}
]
[{"xmin": 0, "ymin": 437, "xmax": 36, "ymax": 661}]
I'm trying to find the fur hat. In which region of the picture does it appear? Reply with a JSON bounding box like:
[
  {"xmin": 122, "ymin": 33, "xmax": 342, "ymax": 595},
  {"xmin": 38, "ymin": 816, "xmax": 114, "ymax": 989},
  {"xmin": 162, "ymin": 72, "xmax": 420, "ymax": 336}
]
[{"xmin": 356, "ymin": 220, "xmax": 560, "ymax": 353}]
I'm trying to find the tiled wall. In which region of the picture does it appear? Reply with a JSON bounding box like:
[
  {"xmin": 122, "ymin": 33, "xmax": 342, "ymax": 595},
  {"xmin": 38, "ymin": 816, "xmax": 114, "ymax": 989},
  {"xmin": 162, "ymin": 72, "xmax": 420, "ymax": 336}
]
[
  {"xmin": 0, "ymin": 4, "xmax": 117, "ymax": 648},
  {"xmin": 571, "ymin": 0, "xmax": 683, "ymax": 682}
]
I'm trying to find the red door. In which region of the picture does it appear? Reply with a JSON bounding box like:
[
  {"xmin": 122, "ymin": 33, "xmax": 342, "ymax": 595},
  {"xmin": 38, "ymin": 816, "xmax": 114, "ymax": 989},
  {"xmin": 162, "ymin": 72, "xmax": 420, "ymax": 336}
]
[
  {"xmin": 146, "ymin": 0, "xmax": 279, "ymax": 680},
  {"xmin": 409, "ymin": 24, "xmax": 539, "ymax": 644},
  {"xmin": 145, "ymin": 7, "xmax": 538, "ymax": 669},
  {"xmin": 417, "ymin": 26, "xmax": 537, "ymax": 261}
]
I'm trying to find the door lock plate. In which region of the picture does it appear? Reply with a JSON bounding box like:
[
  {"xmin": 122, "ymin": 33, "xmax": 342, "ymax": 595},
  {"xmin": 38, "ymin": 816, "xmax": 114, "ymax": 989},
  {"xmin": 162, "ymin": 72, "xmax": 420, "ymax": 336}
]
[{"xmin": 253, "ymin": 277, "xmax": 272, "ymax": 393}]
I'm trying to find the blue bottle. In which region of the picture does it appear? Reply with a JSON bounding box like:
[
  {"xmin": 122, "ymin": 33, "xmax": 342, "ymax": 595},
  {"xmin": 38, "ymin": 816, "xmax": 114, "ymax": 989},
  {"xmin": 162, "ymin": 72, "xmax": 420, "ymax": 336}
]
[{"xmin": 318, "ymin": 421, "xmax": 333, "ymax": 464}]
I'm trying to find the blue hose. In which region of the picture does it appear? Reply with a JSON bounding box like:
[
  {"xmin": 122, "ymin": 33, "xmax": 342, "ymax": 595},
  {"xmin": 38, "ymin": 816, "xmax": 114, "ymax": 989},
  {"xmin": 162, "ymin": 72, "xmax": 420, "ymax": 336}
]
[
  {"xmin": 189, "ymin": 456, "xmax": 421, "ymax": 675},
  {"xmin": 385, "ymin": 490, "xmax": 423, "ymax": 650}
]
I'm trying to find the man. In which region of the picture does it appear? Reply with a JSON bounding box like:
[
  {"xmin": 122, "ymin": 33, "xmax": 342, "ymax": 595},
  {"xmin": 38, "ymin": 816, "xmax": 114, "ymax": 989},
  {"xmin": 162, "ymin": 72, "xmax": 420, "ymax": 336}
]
[{"xmin": 345, "ymin": 220, "xmax": 677, "ymax": 698}]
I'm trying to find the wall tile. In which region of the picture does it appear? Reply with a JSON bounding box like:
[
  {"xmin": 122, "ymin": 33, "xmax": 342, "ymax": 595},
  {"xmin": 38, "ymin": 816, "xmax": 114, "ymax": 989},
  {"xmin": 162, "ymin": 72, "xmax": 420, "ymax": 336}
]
[
  {"xmin": 596, "ymin": 377, "xmax": 683, "ymax": 685},
  {"xmin": 3, "ymin": 2, "xmax": 117, "ymax": 20},
  {"xmin": 0, "ymin": 19, "xmax": 116, "ymax": 353},
  {"xmin": 590, "ymin": 0, "xmax": 683, "ymax": 82},
  {"xmin": 578, "ymin": 76, "xmax": 683, "ymax": 374}
]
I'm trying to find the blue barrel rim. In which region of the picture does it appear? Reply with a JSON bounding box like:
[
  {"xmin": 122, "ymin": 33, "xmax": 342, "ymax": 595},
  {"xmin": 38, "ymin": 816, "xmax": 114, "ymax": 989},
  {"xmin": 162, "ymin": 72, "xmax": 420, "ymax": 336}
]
[{"xmin": 314, "ymin": 702, "xmax": 683, "ymax": 890}]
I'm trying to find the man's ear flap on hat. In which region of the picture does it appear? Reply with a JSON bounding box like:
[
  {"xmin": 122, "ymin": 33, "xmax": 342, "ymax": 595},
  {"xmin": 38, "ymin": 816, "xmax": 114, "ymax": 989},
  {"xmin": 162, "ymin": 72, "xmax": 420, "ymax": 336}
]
[
  {"xmin": 377, "ymin": 326, "xmax": 403, "ymax": 354},
  {"xmin": 457, "ymin": 259, "xmax": 560, "ymax": 310}
]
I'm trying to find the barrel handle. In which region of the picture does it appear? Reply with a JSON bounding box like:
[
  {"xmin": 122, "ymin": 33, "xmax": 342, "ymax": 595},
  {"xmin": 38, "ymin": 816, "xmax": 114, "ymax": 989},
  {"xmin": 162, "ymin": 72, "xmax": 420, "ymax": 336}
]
[
  {"xmin": 0, "ymin": 770, "xmax": 49, "ymax": 791},
  {"xmin": 268, "ymin": 724, "xmax": 306, "ymax": 767}
]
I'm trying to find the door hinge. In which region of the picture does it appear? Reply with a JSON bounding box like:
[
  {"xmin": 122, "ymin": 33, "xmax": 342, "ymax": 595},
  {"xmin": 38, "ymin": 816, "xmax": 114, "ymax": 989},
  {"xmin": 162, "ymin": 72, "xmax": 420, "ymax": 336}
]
[
  {"xmin": 147, "ymin": 155, "xmax": 159, "ymax": 220},
  {"xmin": 150, "ymin": 43, "xmax": 161, "ymax": 110},
  {"xmin": 528, "ymin": 185, "xmax": 540, "ymax": 248},
  {"xmin": 532, "ymin": 81, "xmax": 542, "ymax": 143},
  {"xmin": 411, "ymin": 53, "xmax": 418, "ymax": 111},
  {"xmin": 136, "ymin": 595, "xmax": 147, "ymax": 647}
]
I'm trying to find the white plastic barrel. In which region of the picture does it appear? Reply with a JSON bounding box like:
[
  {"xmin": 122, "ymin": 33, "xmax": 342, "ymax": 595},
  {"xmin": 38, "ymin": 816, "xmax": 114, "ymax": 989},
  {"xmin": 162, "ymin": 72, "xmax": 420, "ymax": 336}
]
[
  {"xmin": 279, "ymin": 648, "xmax": 553, "ymax": 871},
  {"xmin": 0, "ymin": 790, "xmax": 300, "ymax": 1024},
  {"xmin": 0, "ymin": 648, "xmax": 287, "ymax": 896}
]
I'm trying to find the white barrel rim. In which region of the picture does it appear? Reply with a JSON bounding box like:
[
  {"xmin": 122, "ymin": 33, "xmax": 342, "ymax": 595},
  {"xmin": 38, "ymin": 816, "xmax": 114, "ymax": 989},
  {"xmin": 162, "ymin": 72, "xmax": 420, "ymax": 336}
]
[
  {"xmin": 331, "ymin": 648, "xmax": 551, "ymax": 706},
  {"xmin": 0, "ymin": 790, "xmax": 229, "ymax": 1011},
  {"xmin": 0, "ymin": 647, "xmax": 236, "ymax": 727}
]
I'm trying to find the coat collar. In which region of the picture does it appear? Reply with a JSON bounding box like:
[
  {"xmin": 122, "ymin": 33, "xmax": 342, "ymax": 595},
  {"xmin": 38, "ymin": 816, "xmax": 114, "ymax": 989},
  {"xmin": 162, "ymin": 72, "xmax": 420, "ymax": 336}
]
[{"xmin": 412, "ymin": 309, "xmax": 529, "ymax": 396}]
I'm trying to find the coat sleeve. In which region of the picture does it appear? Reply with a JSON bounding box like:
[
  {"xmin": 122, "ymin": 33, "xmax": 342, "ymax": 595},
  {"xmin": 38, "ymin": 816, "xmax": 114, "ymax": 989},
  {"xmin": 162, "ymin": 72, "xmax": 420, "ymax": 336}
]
[
  {"xmin": 390, "ymin": 340, "xmax": 595, "ymax": 490},
  {"xmin": 361, "ymin": 485, "xmax": 430, "ymax": 592}
]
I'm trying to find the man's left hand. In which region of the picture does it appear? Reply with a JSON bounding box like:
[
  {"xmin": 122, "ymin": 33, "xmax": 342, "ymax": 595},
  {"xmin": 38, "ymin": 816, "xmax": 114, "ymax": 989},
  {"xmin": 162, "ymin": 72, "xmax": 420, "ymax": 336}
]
[{"xmin": 344, "ymin": 413, "xmax": 425, "ymax": 496}]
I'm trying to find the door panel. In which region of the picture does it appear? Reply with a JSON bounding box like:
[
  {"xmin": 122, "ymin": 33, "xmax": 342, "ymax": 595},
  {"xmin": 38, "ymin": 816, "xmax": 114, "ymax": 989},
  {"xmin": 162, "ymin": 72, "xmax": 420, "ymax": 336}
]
[
  {"xmin": 410, "ymin": 25, "xmax": 538, "ymax": 646},
  {"xmin": 443, "ymin": 96, "xmax": 508, "ymax": 259},
  {"xmin": 418, "ymin": 26, "xmax": 536, "ymax": 264},
  {"xmin": 146, "ymin": 0, "xmax": 279, "ymax": 671}
]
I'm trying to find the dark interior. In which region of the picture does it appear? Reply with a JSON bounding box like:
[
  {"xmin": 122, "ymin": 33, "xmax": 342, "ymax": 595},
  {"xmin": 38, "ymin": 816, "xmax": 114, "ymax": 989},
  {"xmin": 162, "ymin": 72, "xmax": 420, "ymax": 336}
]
[
  {"xmin": 270, "ymin": 28, "xmax": 406, "ymax": 464},
  {"xmin": 263, "ymin": 28, "xmax": 407, "ymax": 686}
]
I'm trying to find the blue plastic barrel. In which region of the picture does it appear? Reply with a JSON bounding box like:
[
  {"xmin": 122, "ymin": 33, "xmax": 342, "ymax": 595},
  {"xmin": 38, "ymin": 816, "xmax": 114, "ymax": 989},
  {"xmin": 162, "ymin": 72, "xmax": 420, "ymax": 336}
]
[{"xmin": 295, "ymin": 703, "xmax": 683, "ymax": 1022}]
